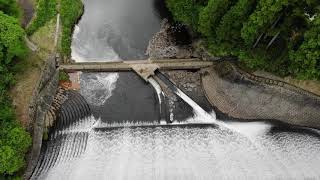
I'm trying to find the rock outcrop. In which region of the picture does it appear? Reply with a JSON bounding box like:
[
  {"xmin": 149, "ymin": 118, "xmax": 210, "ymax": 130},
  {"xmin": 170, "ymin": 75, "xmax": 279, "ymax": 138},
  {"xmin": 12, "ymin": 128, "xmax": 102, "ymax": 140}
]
[{"xmin": 146, "ymin": 19, "xmax": 193, "ymax": 59}]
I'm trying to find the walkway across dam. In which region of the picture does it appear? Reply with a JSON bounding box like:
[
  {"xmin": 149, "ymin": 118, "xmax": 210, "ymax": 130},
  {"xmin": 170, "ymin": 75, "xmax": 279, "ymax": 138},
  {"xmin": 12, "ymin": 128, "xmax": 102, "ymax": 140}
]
[
  {"xmin": 59, "ymin": 59, "xmax": 213, "ymax": 71},
  {"xmin": 59, "ymin": 58, "xmax": 214, "ymax": 81}
]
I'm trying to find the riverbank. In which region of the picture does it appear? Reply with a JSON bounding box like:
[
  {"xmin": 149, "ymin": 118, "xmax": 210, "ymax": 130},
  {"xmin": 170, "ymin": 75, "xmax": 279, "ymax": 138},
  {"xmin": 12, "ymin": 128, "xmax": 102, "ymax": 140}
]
[
  {"xmin": 6, "ymin": 1, "xmax": 64, "ymax": 178},
  {"xmin": 10, "ymin": 17, "xmax": 58, "ymax": 130},
  {"xmin": 147, "ymin": 18, "xmax": 320, "ymax": 129}
]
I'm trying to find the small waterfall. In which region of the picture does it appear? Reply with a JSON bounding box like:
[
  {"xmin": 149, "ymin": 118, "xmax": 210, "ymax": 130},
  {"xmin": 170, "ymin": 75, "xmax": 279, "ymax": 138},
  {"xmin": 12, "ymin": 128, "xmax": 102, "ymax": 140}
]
[
  {"xmin": 155, "ymin": 71, "xmax": 218, "ymax": 124},
  {"xmin": 174, "ymin": 87, "xmax": 217, "ymax": 122},
  {"xmin": 148, "ymin": 77, "xmax": 167, "ymax": 124}
]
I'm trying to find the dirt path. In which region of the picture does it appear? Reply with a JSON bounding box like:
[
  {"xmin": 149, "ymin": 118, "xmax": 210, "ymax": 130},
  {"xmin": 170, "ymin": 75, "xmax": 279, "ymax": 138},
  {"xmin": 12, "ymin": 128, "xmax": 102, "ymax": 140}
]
[
  {"xmin": 10, "ymin": 53, "xmax": 44, "ymax": 129},
  {"xmin": 18, "ymin": 0, "xmax": 34, "ymax": 28}
]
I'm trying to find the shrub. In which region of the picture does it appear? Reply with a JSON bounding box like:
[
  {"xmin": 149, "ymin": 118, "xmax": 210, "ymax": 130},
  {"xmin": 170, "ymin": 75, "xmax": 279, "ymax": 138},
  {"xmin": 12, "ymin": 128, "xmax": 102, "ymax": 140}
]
[
  {"xmin": 241, "ymin": 0, "xmax": 289, "ymax": 46},
  {"xmin": 166, "ymin": 0, "xmax": 204, "ymax": 29},
  {"xmin": 26, "ymin": 0, "xmax": 57, "ymax": 35},
  {"xmin": 198, "ymin": 0, "xmax": 234, "ymax": 38},
  {"xmin": 59, "ymin": 70, "xmax": 70, "ymax": 81},
  {"xmin": 0, "ymin": 0, "xmax": 20, "ymax": 17},
  {"xmin": 289, "ymin": 16, "xmax": 320, "ymax": 80},
  {"xmin": 0, "ymin": 11, "xmax": 31, "ymax": 176},
  {"xmin": 216, "ymin": 0, "xmax": 257, "ymax": 45},
  {"xmin": 60, "ymin": 0, "xmax": 83, "ymax": 57},
  {"xmin": 0, "ymin": 12, "xmax": 27, "ymax": 65},
  {"xmin": 166, "ymin": 0, "xmax": 319, "ymax": 80}
]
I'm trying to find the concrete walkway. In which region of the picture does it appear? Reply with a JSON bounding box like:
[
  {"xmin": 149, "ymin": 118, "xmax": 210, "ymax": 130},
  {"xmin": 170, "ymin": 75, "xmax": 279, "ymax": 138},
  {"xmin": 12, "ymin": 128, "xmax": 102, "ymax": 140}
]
[{"xmin": 59, "ymin": 59, "xmax": 213, "ymax": 72}]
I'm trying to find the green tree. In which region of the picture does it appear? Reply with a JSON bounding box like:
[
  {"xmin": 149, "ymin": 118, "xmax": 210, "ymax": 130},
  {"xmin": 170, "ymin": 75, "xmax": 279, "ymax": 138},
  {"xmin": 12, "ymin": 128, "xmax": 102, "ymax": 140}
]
[
  {"xmin": 198, "ymin": 0, "xmax": 235, "ymax": 38},
  {"xmin": 0, "ymin": 99, "xmax": 31, "ymax": 175},
  {"xmin": 166, "ymin": 0, "xmax": 319, "ymax": 79},
  {"xmin": 289, "ymin": 15, "xmax": 320, "ymax": 80},
  {"xmin": 0, "ymin": 11, "xmax": 31, "ymax": 176},
  {"xmin": 60, "ymin": 0, "xmax": 83, "ymax": 56},
  {"xmin": 0, "ymin": 0, "xmax": 19, "ymax": 17},
  {"xmin": 166, "ymin": 0, "xmax": 204, "ymax": 29},
  {"xmin": 0, "ymin": 11, "xmax": 26, "ymax": 66},
  {"xmin": 241, "ymin": 0, "xmax": 289, "ymax": 46},
  {"xmin": 216, "ymin": 0, "xmax": 257, "ymax": 45}
]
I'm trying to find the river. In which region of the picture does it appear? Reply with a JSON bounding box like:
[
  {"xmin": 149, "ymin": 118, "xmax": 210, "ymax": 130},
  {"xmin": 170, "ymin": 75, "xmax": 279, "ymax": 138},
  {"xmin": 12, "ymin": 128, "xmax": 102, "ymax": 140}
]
[{"xmin": 30, "ymin": 0, "xmax": 320, "ymax": 179}]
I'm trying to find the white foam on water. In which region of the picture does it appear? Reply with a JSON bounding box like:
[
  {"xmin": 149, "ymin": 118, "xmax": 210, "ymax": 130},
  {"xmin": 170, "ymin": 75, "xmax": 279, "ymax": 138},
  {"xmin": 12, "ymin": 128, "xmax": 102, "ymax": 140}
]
[
  {"xmin": 41, "ymin": 125, "xmax": 320, "ymax": 180},
  {"xmin": 171, "ymin": 111, "xmax": 217, "ymax": 125},
  {"xmin": 224, "ymin": 121, "xmax": 273, "ymax": 138},
  {"xmin": 93, "ymin": 120, "xmax": 160, "ymax": 128},
  {"xmin": 54, "ymin": 116, "xmax": 97, "ymax": 136},
  {"xmin": 80, "ymin": 73, "xmax": 119, "ymax": 106}
]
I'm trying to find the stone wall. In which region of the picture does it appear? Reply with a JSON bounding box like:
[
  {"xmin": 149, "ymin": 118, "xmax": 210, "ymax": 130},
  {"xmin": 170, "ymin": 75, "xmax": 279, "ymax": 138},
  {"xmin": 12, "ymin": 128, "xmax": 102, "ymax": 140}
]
[
  {"xmin": 202, "ymin": 62, "xmax": 320, "ymax": 129},
  {"xmin": 24, "ymin": 54, "xmax": 59, "ymax": 179}
]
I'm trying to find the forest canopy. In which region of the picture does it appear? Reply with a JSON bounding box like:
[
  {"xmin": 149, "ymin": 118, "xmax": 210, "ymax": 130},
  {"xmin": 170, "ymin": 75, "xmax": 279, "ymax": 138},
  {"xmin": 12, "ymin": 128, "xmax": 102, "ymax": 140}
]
[{"xmin": 166, "ymin": 0, "xmax": 320, "ymax": 80}]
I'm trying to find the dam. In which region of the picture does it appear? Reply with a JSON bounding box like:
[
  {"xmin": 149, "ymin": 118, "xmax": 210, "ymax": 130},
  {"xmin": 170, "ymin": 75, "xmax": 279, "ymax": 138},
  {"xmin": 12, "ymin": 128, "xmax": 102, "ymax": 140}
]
[{"xmin": 29, "ymin": 0, "xmax": 320, "ymax": 179}]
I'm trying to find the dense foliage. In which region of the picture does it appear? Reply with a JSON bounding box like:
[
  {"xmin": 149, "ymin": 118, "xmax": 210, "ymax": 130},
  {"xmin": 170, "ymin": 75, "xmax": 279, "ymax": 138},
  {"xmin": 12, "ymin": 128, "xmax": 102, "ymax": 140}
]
[
  {"xmin": 241, "ymin": 0, "xmax": 289, "ymax": 45},
  {"xmin": 198, "ymin": 0, "xmax": 235, "ymax": 38},
  {"xmin": 289, "ymin": 15, "xmax": 320, "ymax": 80},
  {"xmin": 0, "ymin": 0, "xmax": 20, "ymax": 17},
  {"xmin": 60, "ymin": 0, "xmax": 83, "ymax": 56},
  {"xmin": 166, "ymin": 0, "xmax": 320, "ymax": 80},
  {"xmin": 0, "ymin": 11, "xmax": 31, "ymax": 177},
  {"xmin": 166, "ymin": 0, "xmax": 204, "ymax": 29},
  {"xmin": 26, "ymin": 0, "xmax": 57, "ymax": 35},
  {"xmin": 216, "ymin": 0, "xmax": 256, "ymax": 45}
]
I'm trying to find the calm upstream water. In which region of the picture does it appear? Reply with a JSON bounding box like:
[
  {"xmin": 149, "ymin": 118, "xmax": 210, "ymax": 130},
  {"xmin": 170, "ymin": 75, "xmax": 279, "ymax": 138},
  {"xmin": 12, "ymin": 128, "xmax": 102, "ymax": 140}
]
[{"xmin": 31, "ymin": 0, "xmax": 320, "ymax": 179}]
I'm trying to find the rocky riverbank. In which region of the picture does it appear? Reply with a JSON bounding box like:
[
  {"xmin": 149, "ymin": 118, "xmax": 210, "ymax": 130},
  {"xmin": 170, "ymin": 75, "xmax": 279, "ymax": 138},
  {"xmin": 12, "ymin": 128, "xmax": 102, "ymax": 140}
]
[
  {"xmin": 147, "ymin": 19, "xmax": 320, "ymax": 128},
  {"xmin": 146, "ymin": 19, "xmax": 193, "ymax": 60}
]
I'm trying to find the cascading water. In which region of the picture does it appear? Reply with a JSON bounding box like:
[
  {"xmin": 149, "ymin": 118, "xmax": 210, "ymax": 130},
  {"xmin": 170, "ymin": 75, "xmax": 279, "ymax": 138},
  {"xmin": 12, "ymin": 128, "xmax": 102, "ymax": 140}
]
[
  {"xmin": 33, "ymin": 119, "xmax": 320, "ymax": 180},
  {"xmin": 30, "ymin": 0, "xmax": 320, "ymax": 179},
  {"xmin": 155, "ymin": 71, "xmax": 217, "ymax": 124},
  {"xmin": 148, "ymin": 77, "xmax": 167, "ymax": 124}
]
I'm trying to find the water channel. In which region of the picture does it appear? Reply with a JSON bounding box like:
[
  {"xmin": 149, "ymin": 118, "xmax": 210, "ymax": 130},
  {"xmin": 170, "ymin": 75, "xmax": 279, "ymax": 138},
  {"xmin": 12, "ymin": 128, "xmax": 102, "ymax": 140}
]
[{"xmin": 30, "ymin": 0, "xmax": 320, "ymax": 179}]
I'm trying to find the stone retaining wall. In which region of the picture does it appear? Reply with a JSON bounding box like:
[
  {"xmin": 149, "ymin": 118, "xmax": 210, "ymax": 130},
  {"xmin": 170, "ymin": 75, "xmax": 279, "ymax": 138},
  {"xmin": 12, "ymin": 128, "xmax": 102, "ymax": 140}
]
[
  {"xmin": 201, "ymin": 62, "xmax": 320, "ymax": 129},
  {"xmin": 24, "ymin": 54, "xmax": 59, "ymax": 179}
]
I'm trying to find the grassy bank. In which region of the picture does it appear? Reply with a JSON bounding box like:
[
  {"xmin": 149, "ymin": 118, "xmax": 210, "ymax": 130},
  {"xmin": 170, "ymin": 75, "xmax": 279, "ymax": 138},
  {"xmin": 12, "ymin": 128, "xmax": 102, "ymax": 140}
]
[
  {"xmin": 25, "ymin": 0, "xmax": 84, "ymax": 57},
  {"xmin": 26, "ymin": 0, "xmax": 57, "ymax": 35}
]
